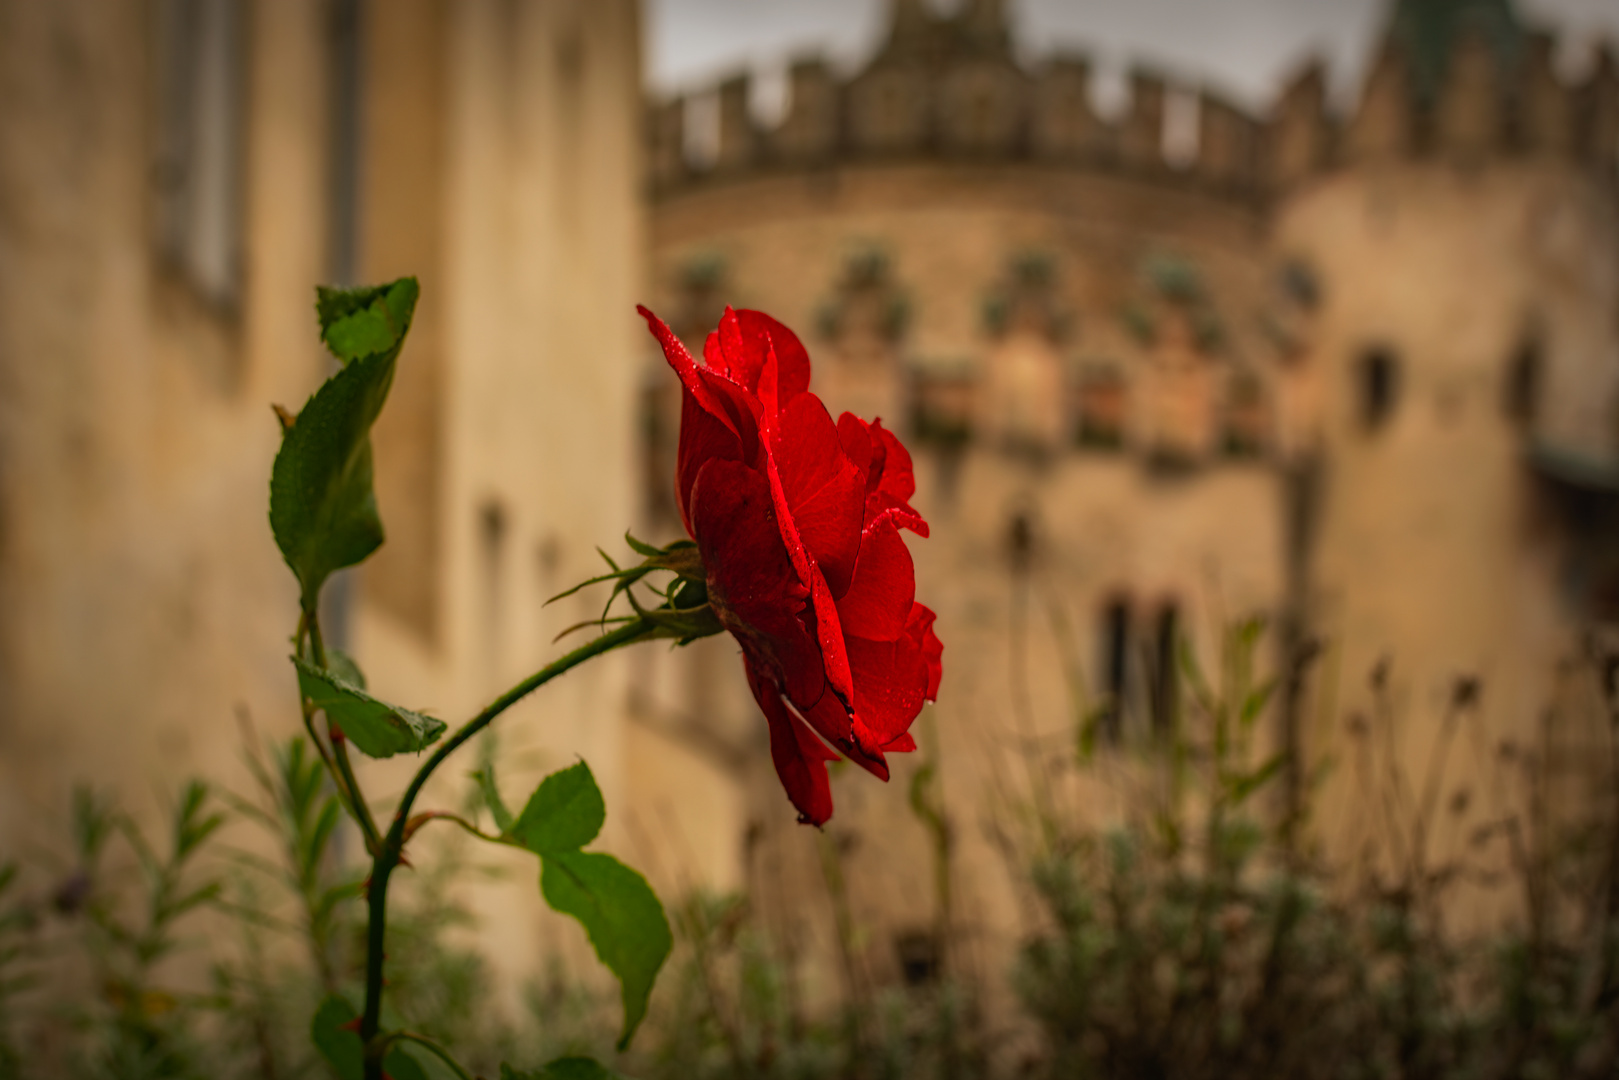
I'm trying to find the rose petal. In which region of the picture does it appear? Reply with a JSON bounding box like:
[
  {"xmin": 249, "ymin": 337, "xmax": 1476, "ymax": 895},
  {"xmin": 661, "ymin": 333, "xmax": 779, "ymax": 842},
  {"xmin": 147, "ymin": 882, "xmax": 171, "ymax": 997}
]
[
  {"xmin": 799, "ymin": 692, "xmax": 857, "ymax": 761},
  {"xmin": 836, "ymin": 412, "xmax": 873, "ymax": 478},
  {"xmin": 845, "ymin": 631, "xmax": 929, "ymax": 747},
  {"xmin": 835, "ymin": 517, "xmax": 915, "ymax": 642},
  {"xmin": 805, "ymin": 566, "xmax": 856, "ymax": 717},
  {"xmin": 869, "ymin": 419, "xmax": 916, "ymax": 501},
  {"xmin": 773, "ymin": 394, "xmax": 865, "ymax": 598},
  {"xmin": 640, "ymin": 306, "xmax": 763, "ymax": 532},
  {"xmin": 756, "ymin": 382, "xmax": 856, "ymax": 712},
  {"xmin": 747, "ymin": 659, "xmax": 838, "ymax": 826},
  {"xmin": 836, "ymin": 604, "xmax": 941, "ymax": 754},
  {"xmin": 673, "ymin": 386, "xmax": 742, "ymax": 535},
  {"xmin": 914, "ymin": 603, "xmax": 943, "ymax": 700},
  {"xmin": 882, "ymin": 732, "xmax": 918, "ymax": 753},
  {"xmin": 838, "ymin": 413, "xmax": 929, "ymax": 537},
  {"xmin": 690, "ymin": 458, "xmax": 825, "ymax": 705},
  {"xmin": 704, "ymin": 308, "xmax": 812, "ymax": 405},
  {"xmin": 642, "ymin": 305, "xmax": 741, "ymax": 438},
  {"xmin": 800, "ymin": 693, "xmax": 890, "ymax": 781},
  {"xmin": 866, "ymin": 420, "xmax": 929, "ymax": 537}
]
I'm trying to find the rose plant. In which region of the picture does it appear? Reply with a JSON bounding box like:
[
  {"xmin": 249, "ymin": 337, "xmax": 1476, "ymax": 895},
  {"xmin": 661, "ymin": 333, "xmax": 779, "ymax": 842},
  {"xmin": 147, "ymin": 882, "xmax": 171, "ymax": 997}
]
[{"xmin": 268, "ymin": 279, "xmax": 939, "ymax": 1078}]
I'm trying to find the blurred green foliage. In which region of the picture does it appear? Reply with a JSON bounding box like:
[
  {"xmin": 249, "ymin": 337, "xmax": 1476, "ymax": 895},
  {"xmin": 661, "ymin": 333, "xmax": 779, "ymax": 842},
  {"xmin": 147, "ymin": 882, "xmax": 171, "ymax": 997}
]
[{"xmin": 3, "ymin": 624, "xmax": 1618, "ymax": 1078}]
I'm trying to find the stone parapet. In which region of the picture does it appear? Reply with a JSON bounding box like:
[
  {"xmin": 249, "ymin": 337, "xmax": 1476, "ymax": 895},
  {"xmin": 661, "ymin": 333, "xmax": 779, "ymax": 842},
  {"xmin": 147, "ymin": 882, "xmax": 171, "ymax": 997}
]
[
  {"xmin": 648, "ymin": 1, "xmax": 1270, "ymax": 201},
  {"xmin": 648, "ymin": 1, "xmax": 1617, "ymax": 201}
]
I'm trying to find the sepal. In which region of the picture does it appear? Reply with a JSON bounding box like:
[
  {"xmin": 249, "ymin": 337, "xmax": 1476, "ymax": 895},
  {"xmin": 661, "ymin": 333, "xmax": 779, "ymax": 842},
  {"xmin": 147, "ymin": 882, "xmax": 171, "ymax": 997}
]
[{"xmin": 548, "ymin": 533, "xmax": 723, "ymax": 646}]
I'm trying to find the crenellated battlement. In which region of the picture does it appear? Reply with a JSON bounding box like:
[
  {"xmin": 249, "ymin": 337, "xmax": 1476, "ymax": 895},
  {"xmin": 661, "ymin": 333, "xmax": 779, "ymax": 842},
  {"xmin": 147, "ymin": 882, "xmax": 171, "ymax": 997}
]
[
  {"xmin": 1262, "ymin": 8, "xmax": 1617, "ymax": 184},
  {"xmin": 648, "ymin": 0, "xmax": 1619, "ymax": 198},
  {"xmin": 649, "ymin": 0, "xmax": 1268, "ymax": 198}
]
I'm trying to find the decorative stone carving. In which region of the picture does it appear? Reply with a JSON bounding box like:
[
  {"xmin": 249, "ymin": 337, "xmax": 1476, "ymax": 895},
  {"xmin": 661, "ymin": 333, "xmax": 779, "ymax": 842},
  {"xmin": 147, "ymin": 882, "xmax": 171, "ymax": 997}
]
[
  {"xmin": 983, "ymin": 254, "xmax": 1070, "ymax": 451},
  {"xmin": 817, "ymin": 248, "xmax": 910, "ymax": 423}
]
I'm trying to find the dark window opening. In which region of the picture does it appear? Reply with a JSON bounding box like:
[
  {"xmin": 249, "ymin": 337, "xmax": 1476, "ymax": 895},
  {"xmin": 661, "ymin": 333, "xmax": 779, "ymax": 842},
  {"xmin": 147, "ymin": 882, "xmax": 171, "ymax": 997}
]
[
  {"xmin": 1149, "ymin": 604, "xmax": 1179, "ymax": 740},
  {"xmin": 154, "ymin": 0, "xmax": 247, "ymax": 308},
  {"xmin": 1504, "ymin": 338, "xmax": 1541, "ymax": 427},
  {"xmin": 1279, "ymin": 258, "xmax": 1321, "ymax": 311},
  {"xmin": 479, "ymin": 501, "xmax": 508, "ymax": 682},
  {"xmin": 1357, "ymin": 347, "xmax": 1399, "ymax": 432},
  {"xmin": 894, "ymin": 930, "xmax": 941, "ymax": 987},
  {"xmin": 1007, "ymin": 512, "xmax": 1033, "ymax": 571},
  {"xmin": 909, "ymin": 375, "xmax": 974, "ymax": 450},
  {"xmin": 1100, "ymin": 599, "xmax": 1131, "ymax": 745}
]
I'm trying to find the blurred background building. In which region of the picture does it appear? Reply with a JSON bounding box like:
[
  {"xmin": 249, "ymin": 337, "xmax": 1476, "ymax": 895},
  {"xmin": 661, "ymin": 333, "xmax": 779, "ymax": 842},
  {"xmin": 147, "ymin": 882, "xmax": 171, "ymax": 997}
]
[{"xmin": 1, "ymin": 0, "xmax": 1617, "ymax": 1018}]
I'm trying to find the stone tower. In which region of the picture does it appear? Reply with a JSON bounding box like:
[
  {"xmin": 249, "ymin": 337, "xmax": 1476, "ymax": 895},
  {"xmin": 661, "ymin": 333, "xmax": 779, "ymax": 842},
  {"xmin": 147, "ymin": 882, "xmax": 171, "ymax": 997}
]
[
  {"xmin": 645, "ymin": 0, "xmax": 1619, "ymax": 987},
  {"xmin": 1270, "ymin": 0, "xmax": 1619, "ymax": 891}
]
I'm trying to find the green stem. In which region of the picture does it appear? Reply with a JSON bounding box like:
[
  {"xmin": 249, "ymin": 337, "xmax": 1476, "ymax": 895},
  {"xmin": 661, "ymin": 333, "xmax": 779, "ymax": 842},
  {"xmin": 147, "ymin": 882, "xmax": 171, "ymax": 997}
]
[
  {"xmin": 304, "ymin": 607, "xmax": 383, "ymax": 852},
  {"xmin": 333, "ymin": 738, "xmax": 383, "ymax": 855},
  {"xmin": 304, "ymin": 605, "xmax": 328, "ymax": 669},
  {"xmin": 294, "ymin": 615, "xmax": 346, "ymax": 811},
  {"xmin": 295, "ymin": 613, "xmax": 334, "ymax": 764},
  {"xmin": 359, "ymin": 617, "xmax": 653, "ymax": 1080},
  {"xmin": 375, "ymin": 1031, "xmax": 476, "ymax": 1080},
  {"xmin": 406, "ymin": 810, "xmax": 510, "ymax": 846}
]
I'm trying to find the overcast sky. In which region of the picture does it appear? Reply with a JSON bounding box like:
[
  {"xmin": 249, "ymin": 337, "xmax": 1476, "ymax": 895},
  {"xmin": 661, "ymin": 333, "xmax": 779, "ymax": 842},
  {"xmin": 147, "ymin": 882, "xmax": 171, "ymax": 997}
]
[{"xmin": 645, "ymin": 0, "xmax": 1619, "ymax": 117}]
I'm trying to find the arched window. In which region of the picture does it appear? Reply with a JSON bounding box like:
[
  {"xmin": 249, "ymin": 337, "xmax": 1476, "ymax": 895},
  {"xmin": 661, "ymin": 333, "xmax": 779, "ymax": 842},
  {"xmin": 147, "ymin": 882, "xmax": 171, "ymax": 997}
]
[
  {"xmin": 154, "ymin": 0, "xmax": 247, "ymax": 307},
  {"xmin": 1149, "ymin": 603, "xmax": 1180, "ymax": 739},
  {"xmin": 1007, "ymin": 511, "xmax": 1034, "ymax": 570},
  {"xmin": 1099, "ymin": 599, "xmax": 1131, "ymax": 745},
  {"xmin": 1356, "ymin": 346, "xmax": 1399, "ymax": 432},
  {"xmin": 479, "ymin": 501, "xmax": 508, "ymax": 683}
]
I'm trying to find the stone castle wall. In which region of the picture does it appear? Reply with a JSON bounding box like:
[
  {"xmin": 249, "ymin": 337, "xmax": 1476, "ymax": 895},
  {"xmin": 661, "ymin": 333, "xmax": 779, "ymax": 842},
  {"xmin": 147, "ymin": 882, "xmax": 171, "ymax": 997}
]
[
  {"xmin": 0, "ymin": 0, "xmax": 336, "ymax": 845},
  {"xmin": 644, "ymin": 0, "xmax": 1619, "ymax": 989}
]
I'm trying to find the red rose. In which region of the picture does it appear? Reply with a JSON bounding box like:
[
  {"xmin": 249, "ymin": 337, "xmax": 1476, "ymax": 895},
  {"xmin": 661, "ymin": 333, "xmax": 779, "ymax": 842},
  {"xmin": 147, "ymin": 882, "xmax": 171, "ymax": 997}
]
[{"xmin": 639, "ymin": 305, "xmax": 943, "ymax": 825}]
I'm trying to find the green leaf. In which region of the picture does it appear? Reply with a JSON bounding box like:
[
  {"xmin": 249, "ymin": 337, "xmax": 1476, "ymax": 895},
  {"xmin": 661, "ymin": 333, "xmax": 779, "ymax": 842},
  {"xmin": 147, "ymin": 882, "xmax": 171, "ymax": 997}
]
[
  {"xmin": 317, "ymin": 279, "xmax": 419, "ymax": 366},
  {"xmin": 1240, "ymin": 677, "xmax": 1277, "ymax": 729},
  {"xmin": 540, "ymin": 851, "xmax": 672, "ymax": 1050},
  {"xmin": 293, "ymin": 657, "xmax": 445, "ymax": 759},
  {"xmin": 473, "ymin": 766, "xmax": 515, "ymax": 835},
  {"xmin": 309, "ymin": 996, "xmax": 361, "ymax": 1080},
  {"xmin": 511, "ymin": 762, "xmax": 605, "ymax": 854},
  {"xmin": 310, "ymin": 994, "xmax": 429, "ymax": 1080},
  {"xmin": 1226, "ymin": 753, "xmax": 1288, "ymax": 806},
  {"xmin": 270, "ymin": 277, "xmax": 418, "ymax": 610},
  {"xmin": 326, "ymin": 648, "xmax": 367, "ymax": 690},
  {"xmin": 501, "ymin": 1059, "xmax": 626, "ymax": 1080}
]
